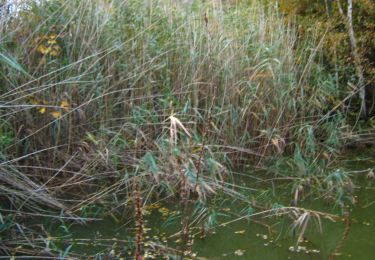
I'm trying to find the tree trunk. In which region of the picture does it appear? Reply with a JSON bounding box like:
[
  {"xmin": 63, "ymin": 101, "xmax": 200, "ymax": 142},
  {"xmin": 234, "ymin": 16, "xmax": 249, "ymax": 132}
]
[{"xmin": 336, "ymin": 0, "xmax": 367, "ymax": 118}]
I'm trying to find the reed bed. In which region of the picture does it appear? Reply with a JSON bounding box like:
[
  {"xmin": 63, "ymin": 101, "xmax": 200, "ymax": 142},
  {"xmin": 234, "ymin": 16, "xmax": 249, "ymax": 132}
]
[{"xmin": 0, "ymin": 0, "xmax": 358, "ymax": 257}]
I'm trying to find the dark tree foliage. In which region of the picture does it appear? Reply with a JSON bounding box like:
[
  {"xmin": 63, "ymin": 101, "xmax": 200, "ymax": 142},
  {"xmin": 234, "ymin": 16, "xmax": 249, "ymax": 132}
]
[{"xmin": 278, "ymin": 0, "xmax": 375, "ymax": 116}]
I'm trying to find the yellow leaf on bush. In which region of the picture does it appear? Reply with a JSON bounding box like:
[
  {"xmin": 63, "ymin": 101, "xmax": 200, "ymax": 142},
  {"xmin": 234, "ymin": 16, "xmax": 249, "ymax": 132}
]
[
  {"xmin": 38, "ymin": 107, "xmax": 46, "ymax": 114},
  {"xmin": 47, "ymin": 39, "xmax": 57, "ymax": 45},
  {"xmin": 37, "ymin": 44, "xmax": 49, "ymax": 54},
  {"xmin": 46, "ymin": 46, "xmax": 52, "ymax": 54},
  {"xmin": 60, "ymin": 100, "xmax": 70, "ymax": 110},
  {"xmin": 50, "ymin": 111, "xmax": 62, "ymax": 118},
  {"xmin": 49, "ymin": 33, "xmax": 57, "ymax": 39},
  {"xmin": 50, "ymin": 45, "xmax": 61, "ymax": 57},
  {"xmin": 50, "ymin": 50, "xmax": 59, "ymax": 57}
]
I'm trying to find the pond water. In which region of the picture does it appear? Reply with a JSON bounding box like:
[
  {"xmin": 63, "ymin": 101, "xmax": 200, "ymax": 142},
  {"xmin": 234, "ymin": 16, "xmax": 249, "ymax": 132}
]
[
  {"xmin": 192, "ymin": 177, "xmax": 375, "ymax": 260},
  {"xmin": 48, "ymin": 150, "xmax": 375, "ymax": 259}
]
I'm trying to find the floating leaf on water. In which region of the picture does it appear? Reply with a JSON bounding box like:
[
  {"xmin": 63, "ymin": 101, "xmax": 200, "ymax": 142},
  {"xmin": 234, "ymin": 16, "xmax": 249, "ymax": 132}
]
[{"xmin": 234, "ymin": 249, "xmax": 245, "ymax": 256}]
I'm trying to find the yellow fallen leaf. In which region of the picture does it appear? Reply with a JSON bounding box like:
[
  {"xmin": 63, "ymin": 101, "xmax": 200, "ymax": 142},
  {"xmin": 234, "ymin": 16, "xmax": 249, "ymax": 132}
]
[
  {"xmin": 50, "ymin": 111, "xmax": 62, "ymax": 118},
  {"xmin": 234, "ymin": 249, "xmax": 245, "ymax": 256},
  {"xmin": 234, "ymin": 230, "xmax": 246, "ymax": 234}
]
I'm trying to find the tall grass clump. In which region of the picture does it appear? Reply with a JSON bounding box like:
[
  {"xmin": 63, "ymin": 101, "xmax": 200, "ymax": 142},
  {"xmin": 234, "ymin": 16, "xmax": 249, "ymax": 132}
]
[{"xmin": 0, "ymin": 0, "xmax": 353, "ymax": 257}]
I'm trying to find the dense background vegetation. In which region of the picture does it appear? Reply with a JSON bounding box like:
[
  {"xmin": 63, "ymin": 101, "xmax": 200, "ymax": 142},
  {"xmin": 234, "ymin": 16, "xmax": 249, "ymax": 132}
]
[{"xmin": 0, "ymin": 0, "xmax": 373, "ymax": 258}]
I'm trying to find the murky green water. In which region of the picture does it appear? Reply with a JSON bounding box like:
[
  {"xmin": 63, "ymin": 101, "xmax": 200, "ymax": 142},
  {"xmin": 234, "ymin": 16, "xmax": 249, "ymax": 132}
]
[
  {"xmin": 191, "ymin": 179, "xmax": 375, "ymax": 260},
  {"xmin": 49, "ymin": 151, "xmax": 375, "ymax": 259}
]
